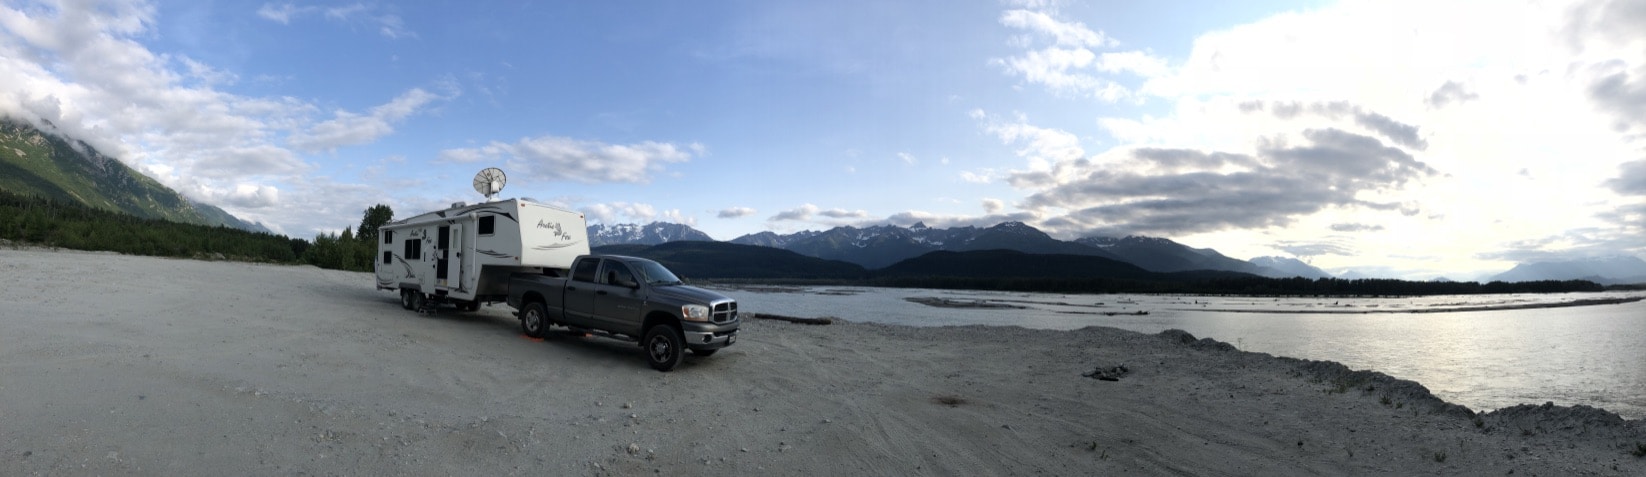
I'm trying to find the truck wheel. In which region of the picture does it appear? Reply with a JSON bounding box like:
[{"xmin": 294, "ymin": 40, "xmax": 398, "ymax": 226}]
[
  {"xmin": 400, "ymin": 290, "xmax": 414, "ymax": 310},
  {"xmin": 689, "ymin": 348, "xmax": 718, "ymax": 357},
  {"xmin": 644, "ymin": 325, "xmax": 685, "ymax": 372},
  {"xmin": 520, "ymin": 302, "xmax": 548, "ymax": 338}
]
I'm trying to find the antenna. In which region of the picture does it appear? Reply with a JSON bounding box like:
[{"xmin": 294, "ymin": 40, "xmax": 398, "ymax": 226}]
[{"xmin": 472, "ymin": 167, "xmax": 507, "ymax": 201}]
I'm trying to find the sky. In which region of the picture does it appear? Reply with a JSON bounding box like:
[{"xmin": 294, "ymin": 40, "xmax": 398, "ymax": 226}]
[{"xmin": 1, "ymin": 0, "xmax": 1643, "ymax": 280}]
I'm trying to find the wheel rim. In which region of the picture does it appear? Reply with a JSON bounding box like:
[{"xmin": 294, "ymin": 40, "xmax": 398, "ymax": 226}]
[
  {"xmin": 649, "ymin": 335, "xmax": 673, "ymax": 362},
  {"xmin": 524, "ymin": 309, "xmax": 542, "ymax": 333},
  {"xmin": 401, "ymin": 291, "xmax": 411, "ymax": 308}
]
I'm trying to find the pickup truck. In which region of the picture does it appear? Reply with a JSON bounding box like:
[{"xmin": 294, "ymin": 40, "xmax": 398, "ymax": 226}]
[{"xmin": 506, "ymin": 254, "xmax": 739, "ymax": 371}]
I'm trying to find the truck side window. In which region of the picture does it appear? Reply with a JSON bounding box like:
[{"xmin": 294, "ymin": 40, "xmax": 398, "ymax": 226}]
[
  {"xmin": 572, "ymin": 259, "xmax": 600, "ymax": 283},
  {"xmin": 603, "ymin": 262, "xmax": 635, "ymax": 286},
  {"xmin": 478, "ymin": 215, "xmax": 495, "ymax": 235}
]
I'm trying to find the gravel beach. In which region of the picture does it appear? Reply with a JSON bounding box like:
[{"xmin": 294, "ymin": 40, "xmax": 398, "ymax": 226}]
[{"xmin": 3, "ymin": 248, "xmax": 1643, "ymax": 475}]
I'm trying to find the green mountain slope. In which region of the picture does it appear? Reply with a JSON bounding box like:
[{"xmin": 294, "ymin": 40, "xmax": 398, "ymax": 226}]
[{"xmin": 0, "ymin": 117, "xmax": 265, "ymax": 231}]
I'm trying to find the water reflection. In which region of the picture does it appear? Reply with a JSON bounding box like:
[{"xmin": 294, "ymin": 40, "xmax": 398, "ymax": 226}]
[{"xmin": 718, "ymin": 285, "xmax": 1646, "ymax": 419}]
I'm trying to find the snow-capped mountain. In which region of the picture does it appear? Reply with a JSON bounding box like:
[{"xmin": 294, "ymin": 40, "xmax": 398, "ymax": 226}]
[
  {"xmin": 586, "ymin": 222, "xmax": 714, "ymax": 247},
  {"xmin": 1075, "ymin": 235, "xmax": 1264, "ymax": 275}
]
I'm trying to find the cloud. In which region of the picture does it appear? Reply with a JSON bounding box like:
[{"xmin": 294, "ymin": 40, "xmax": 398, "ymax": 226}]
[
  {"xmin": 959, "ymin": 170, "xmax": 994, "ymax": 184},
  {"xmin": 288, "ymin": 88, "xmax": 447, "ymax": 152},
  {"xmin": 582, "ymin": 202, "xmax": 657, "ymax": 224},
  {"xmin": 255, "ymin": 3, "xmax": 310, "ymax": 24},
  {"xmin": 769, "ymin": 204, "xmax": 818, "ymax": 222},
  {"xmin": 1427, "ymin": 80, "xmax": 1479, "ymax": 108},
  {"xmin": 818, "ymin": 208, "xmax": 868, "ymax": 219},
  {"xmin": 982, "ymin": 198, "xmax": 1004, "ymax": 214},
  {"xmin": 992, "ymin": 6, "xmax": 1164, "ymax": 101},
  {"xmin": 897, "ymin": 152, "xmax": 916, "ymax": 165},
  {"xmin": 1239, "ymin": 101, "xmax": 1428, "ymax": 151},
  {"xmin": 1017, "ymin": 127, "xmax": 1435, "ymax": 237},
  {"xmin": 256, "ymin": 2, "xmax": 413, "ymax": 39},
  {"xmin": 1607, "ymin": 160, "xmax": 1646, "ymax": 196},
  {"xmin": 1330, "ymin": 223, "xmax": 1385, "ymax": 232},
  {"xmin": 717, "ymin": 207, "xmax": 756, "ymax": 219},
  {"xmin": 440, "ymin": 137, "xmax": 699, "ymax": 184}
]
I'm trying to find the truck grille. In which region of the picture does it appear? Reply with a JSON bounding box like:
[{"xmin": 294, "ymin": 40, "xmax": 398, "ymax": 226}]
[{"xmin": 712, "ymin": 302, "xmax": 737, "ymax": 324}]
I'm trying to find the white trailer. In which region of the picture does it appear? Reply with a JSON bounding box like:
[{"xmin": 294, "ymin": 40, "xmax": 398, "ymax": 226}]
[{"xmin": 376, "ymin": 169, "xmax": 590, "ymax": 311}]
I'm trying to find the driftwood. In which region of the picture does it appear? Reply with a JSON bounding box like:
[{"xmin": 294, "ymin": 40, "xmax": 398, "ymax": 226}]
[{"xmin": 749, "ymin": 313, "xmax": 834, "ymax": 325}]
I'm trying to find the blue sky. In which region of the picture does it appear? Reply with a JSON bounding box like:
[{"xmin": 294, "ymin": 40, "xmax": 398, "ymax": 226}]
[{"xmin": 2, "ymin": 0, "xmax": 1643, "ymax": 280}]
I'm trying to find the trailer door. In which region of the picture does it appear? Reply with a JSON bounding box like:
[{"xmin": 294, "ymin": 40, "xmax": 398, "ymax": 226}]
[
  {"xmin": 450, "ymin": 223, "xmax": 465, "ymax": 290},
  {"xmin": 436, "ymin": 225, "xmax": 451, "ymax": 286}
]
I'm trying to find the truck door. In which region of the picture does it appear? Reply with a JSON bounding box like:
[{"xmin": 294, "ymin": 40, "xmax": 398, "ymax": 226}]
[
  {"xmin": 563, "ymin": 258, "xmax": 601, "ymax": 326},
  {"xmin": 592, "ymin": 261, "xmax": 645, "ymax": 336}
]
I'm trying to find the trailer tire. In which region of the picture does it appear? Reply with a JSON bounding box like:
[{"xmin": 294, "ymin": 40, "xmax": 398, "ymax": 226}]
[
  {"xmin": 520, "ymin": 302, "xmax": 549, "ymax": 338},
  {"xmin": 644, "ymin": 324, "xmax": 685, "ymax": 372},
  {"xmin": 400, "ymin": 290, "xmax": 414, "ymax": 310},
  {"xmin": 409, "ymin": 292, "xmax": 427, "ymax": 313},
  {"xmin": 462, "ymin": 300, "xmax": 481, "ymax": 312}
]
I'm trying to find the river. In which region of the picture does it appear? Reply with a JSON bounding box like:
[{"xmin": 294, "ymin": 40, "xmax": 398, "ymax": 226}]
[{"xmin": 715, "ymin": 285, "xmax": 1646, "ymax": 419}]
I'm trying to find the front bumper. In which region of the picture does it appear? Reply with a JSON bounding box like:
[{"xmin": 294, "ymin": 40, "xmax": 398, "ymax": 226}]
[{"xmin": 683, "ymin": 321, "xmax": 739, "ymax": 350}]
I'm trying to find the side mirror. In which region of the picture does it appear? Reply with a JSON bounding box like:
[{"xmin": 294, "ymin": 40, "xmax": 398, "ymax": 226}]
[{"xmin": 616, "ymin": 276, "xmax": 639, "ymax": 289}]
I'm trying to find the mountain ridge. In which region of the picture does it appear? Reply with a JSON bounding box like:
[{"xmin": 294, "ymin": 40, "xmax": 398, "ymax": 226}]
[{"xmin": 0, "ymin": 117, "xmax": 264, "ymax": 232}]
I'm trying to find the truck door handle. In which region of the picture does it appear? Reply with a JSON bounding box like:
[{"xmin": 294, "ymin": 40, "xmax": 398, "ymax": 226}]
[{"xmin": 567, "ymin": 286, "xmax": 577, "ymax": 291}]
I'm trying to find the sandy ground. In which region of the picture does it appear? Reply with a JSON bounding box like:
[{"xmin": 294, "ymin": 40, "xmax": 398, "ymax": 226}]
[{"xmin": 3, "ymin": 248, "xmax": 1643, "ymax": 476}]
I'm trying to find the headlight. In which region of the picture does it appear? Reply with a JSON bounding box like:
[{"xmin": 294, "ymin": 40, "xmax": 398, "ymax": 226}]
[{"xmin": 682, "ymin": 304, "xmax": 710, "ymax": 322}]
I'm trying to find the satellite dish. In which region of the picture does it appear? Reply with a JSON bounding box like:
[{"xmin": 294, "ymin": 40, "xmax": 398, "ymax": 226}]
[{"xmin": 473, "ymin": 167, "xmax": 506, "ymax": 201}]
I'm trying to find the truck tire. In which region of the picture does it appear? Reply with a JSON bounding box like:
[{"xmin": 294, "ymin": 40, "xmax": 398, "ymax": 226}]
[
  {"xmin": 520, "ymin": 302, "xmax": 549, "ymax": 338},
  {"xmin": 400, "ymin": 290, "xmax": 414, "ymax": 310},
  {"xmin": 644, "ymin": 325, "xmax": 685, "ymax": 372},
  {"xmin": 689, "ymin": 348, "xmax": 718, "ymax": 357}
]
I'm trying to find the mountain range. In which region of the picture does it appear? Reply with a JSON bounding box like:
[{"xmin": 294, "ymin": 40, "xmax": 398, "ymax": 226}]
[
  {"xmin": 587, "ymin": 220, "xmax": 1337, "ymax": 279},
  {"xmin": 0, "ymin": 117, "xmax": 265, "ymax": 232},
  {"xmin": 588, "ymin": 220, "xmax": 1644, "ymax": 285}
]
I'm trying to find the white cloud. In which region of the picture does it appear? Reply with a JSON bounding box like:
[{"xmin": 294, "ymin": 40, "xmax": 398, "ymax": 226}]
[
  {"xmin": 289, "ymin": 88, "xmax": 447, "ymax": 152},
  {"xmin": 993, "ymin": 6, "xmax": 1166, "ymax": 101},
  {"xmin": 256, "ymin": 2, "xmax": 413, "ymax": 39},
  {"xmin": 717, "ymin": 207, "xmax": 757, "ymax": 219},
  {"xmin": 440, "ymin": 137, "xmax": 699, "ymax": 184},
  {"xmin": 582, "ymin": 202, "xmax": 658, "ymax": 225},
  {"xmin": 959, "ymin": 169, "xmax": 995, "ymax": 184},
  {"xmin": 897, "ymin": 152, "xmax": 917, "ymax": 165},
  {"xmin": 768, "ymin": 204, "xmax": 818, "ymax": 222}
]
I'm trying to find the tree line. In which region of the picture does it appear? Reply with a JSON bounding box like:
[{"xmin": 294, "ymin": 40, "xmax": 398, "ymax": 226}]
[{"xmin": 0, "ymin": 189, "xmax": 392, "ymax": 272}]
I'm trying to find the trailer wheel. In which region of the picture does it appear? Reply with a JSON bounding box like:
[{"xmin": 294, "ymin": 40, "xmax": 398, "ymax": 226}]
[
  {"xmin": 644, "ymin": 324, "xmax": 685, "ymax": 372},
  {"xmin": 463, "ymin": 301, "xmax": 482, "ymax": 312},
  {"xmin": 409, "ymin": 292, "xmax": 427, "ymax": 313},
  {"xmin": 520, "ymin": 302, "xmax": 548, "ymax": 338},
  {"xmin": 400, "ymin": 290, "xmax": 414, "ymax": 310}
]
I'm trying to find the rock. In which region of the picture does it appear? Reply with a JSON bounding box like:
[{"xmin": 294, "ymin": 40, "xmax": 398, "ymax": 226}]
[{"xmin": 1083, "ymin": 365, "xmax": 1130, "ymax": 381}]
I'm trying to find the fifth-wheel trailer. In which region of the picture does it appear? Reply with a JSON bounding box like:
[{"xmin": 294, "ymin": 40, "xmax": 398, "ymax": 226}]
[{"xmin": 375, "ymin": 198, "xmax": 591, "ymax": 311}]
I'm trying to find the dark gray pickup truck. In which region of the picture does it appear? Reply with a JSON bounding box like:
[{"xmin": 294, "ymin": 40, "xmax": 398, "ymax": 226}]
[{"xmin": 506, "ymin": 255, "xmax": 739, "ymax": 371}]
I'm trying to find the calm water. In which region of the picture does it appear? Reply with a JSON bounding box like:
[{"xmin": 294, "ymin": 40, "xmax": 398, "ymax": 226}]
[{"xmin": 717, "ymin": 286, "xmax": 1646, "ymax": 419}]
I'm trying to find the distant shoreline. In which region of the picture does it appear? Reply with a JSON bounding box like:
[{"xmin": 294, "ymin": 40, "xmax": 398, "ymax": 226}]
[{"xmin": 1176, "ymin": 295, "xmax": 1645, "ymax": 314}]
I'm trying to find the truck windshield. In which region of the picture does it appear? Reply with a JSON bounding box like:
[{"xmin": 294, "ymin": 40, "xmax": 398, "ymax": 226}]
[{"xmin": 633, "ymin": 260, "xmax": 684, "ymax": 286}]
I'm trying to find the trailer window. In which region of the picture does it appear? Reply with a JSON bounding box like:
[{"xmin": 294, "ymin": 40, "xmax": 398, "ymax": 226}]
[
  {"xmin": 404, "ymin": 239, "xmax": 422, "ymax": 260},
  {"xmin": 478, "ymin": 216, "xmax": 495, "ymax": 235},
  {"xmin": 382, "ymin": 251, "xmax": 392, "ymax": 265},
  {"xmin": 383, "ymin": 230, "xmax": 393, "ymax": 244}
]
